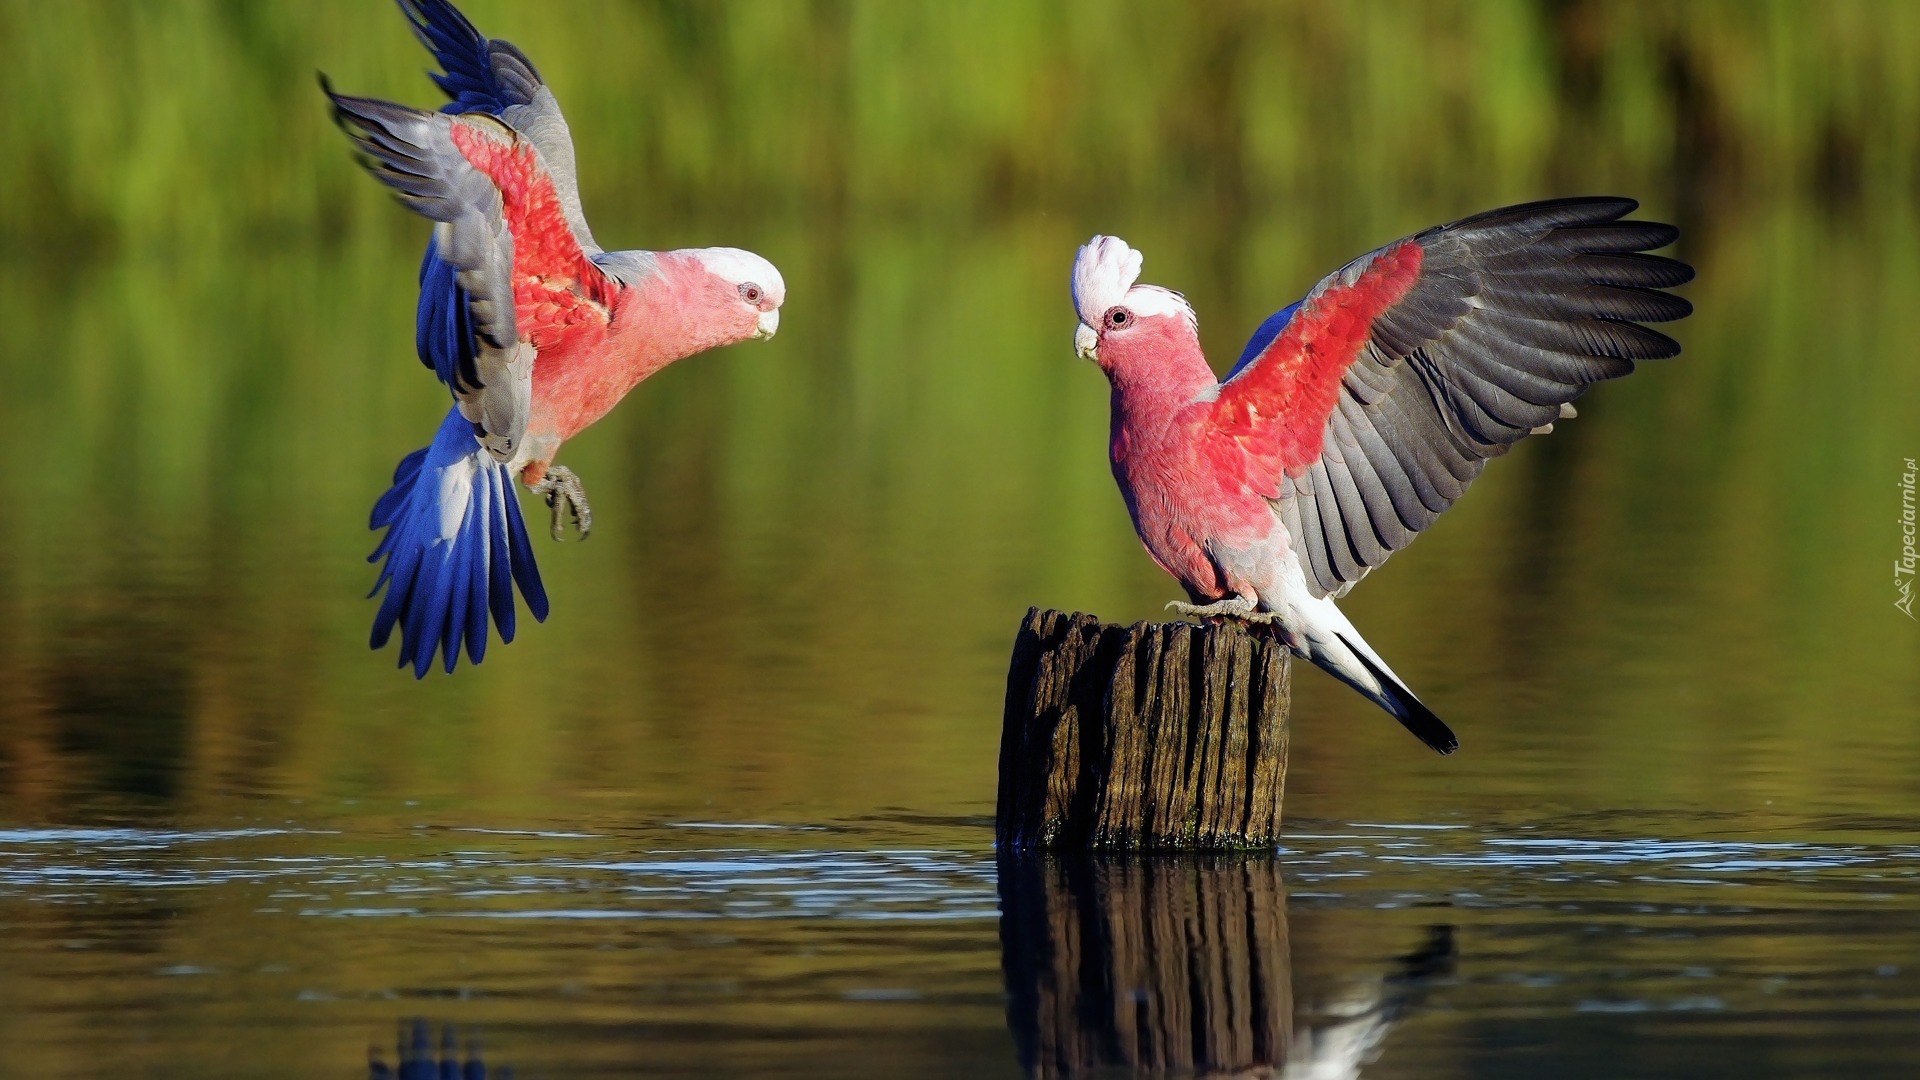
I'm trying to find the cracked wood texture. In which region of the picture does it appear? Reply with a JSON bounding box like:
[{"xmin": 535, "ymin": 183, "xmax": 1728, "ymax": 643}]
[{"xmin": 997, "ymin": 607, "xmax": 1290, "ymax": 851}]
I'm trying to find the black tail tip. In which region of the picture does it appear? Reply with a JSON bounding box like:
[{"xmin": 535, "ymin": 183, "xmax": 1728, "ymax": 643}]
[
  {"xmin": 1424, "ymin": 724, "xmax": 1461, "ymax": 756},
  {"xmin": 1394, "ymin": 689, "xmax": 1459, "ymax": 756},
  {"xmin": 1334, "ymin": 631, "xmax": 1460, "ymax": 755}
]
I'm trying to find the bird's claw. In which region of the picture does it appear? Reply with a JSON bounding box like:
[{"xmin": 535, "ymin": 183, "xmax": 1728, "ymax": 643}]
[
  {"xmin": 530, "ymin": 465, "xmax": 592, "ymax": 541},
  {"xmin": 1165, "ymin": 598, "xmax": 1278, "ymax": 624}
]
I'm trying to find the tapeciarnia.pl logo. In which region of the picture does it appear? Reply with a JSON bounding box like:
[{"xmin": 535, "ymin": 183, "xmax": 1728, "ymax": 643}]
[{"xmin": 1899, "ymin": 457, "xmax": 1917, "ymax": 619}]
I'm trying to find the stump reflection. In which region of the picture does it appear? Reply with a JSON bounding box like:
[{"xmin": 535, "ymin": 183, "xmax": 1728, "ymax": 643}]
[
  {"xmin": 999, "ymin": 854, "xmax": 1293, "ymax": 1076},
  {"xmin": 999, "ymin": 854, "xmax": 1457, "ymax": 1078}
]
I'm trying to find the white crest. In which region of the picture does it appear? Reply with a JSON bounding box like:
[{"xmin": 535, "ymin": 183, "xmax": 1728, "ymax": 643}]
[
  {"xmin": 1072, "ymin": 235, "xmax": 1142, "ymax": 326},
  {"xmin": 1071, "ymin": 235, "xmax": 1197, "ymax": 332},
  {"xmin": 686, "ymin": 247, "xmax": 786, "ymax": 303}
]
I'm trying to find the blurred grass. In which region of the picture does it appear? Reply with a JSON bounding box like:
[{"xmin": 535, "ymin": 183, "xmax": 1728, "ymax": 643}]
[
  {"xmin": 0, "ymin": 0, "xmax": 1915, "ymax": 829},
  {"xmin": 4, "ymin": 0, "xmax": 1919, "ymax": 251}
]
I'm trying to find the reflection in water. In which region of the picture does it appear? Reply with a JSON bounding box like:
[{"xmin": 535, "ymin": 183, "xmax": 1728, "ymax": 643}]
[
  {"xmin": 998, "ymin": 855, "xmax": 1454, "ymax": 1078},
  {"xmin": 369, "ymin": 1019, "xmax": 511, "ymax": 1079},
  {"xmin": 4, "ymin": 819, "xmax": 1919, "ymax": 1075},
  {"xmin": 1285, "ymin": 926, "xmax": 1454, "ymax": 1080},
  {"xmin": 999, "ymin": 855, "xmax": 1292, "ymax": 1075}
]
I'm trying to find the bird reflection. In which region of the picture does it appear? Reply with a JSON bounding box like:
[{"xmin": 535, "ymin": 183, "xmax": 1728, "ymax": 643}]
[
  {"xmin": 998, "ymin": 854, "xmax": 1454, "ymax": 1078},
  {"xmin": 369, "ymin": 1019, "xmax": 512, "ymax": 1079},
  {"xmin": 1283, "ymin": 925, "xmax": 1455, "ymax": 1080}
]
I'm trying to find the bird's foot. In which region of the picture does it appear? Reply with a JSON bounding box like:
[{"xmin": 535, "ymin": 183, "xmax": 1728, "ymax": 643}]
[
  {"xmin": 1165, "ymin": 597, "xmax": 1277, "ymax": 624},
  {"xmin": 529, "ymin": 465, "xmax": 592, "ymax": 541}
]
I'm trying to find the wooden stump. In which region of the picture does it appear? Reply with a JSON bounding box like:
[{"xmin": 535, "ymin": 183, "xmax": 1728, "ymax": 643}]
[
  {"xmin": 998, "ymin": 853, "xmax": 1293, "ymax": 1076},
  {"xmin": 996, "ymin": 607, "xmax": 1290, "ymax": 851}
]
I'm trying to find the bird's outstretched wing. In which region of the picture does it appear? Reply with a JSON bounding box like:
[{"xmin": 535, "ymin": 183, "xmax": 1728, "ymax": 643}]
[
  {"xmin": 327, "ymin": 83, "xmax": 614, "ymax": 461},
  {"xmin": 396, "ymin": 0, "xmax": 600, "ymax": 255},
  {"xmin": 1213, "ymin": 197, "xmax": 1693, "ymax": 598}
]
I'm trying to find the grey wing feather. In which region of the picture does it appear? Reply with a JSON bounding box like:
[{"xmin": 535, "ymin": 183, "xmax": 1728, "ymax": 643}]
[
  {"xmin": 325, "ymin": 82, "xmax": 532, "ymax": 461},
  {"xmin": 501, "ymin": 89, "xmax": 599, "ymax": 256},
  {"xmin": 1278, "ymin": 197, "xmax": 1693, "ymax": 598}
]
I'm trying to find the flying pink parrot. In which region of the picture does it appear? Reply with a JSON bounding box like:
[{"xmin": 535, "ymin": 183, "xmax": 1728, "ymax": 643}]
[
  {"xmin": 1071, "ymin": 198, "xmax": 1693, "ymax": 753},
  {"xmin": 324, "ymin": 0, "xmax": 785, "ymax": 676}
]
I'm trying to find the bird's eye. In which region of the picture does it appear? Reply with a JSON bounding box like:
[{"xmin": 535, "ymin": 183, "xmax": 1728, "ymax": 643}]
[
  {"xmin": 1104, "ymin": 307, "xmax": 1132, "ymax": 330},
  {"xmin": 739, "ymin": 283, "xmax": 763, "ymax": 304}
]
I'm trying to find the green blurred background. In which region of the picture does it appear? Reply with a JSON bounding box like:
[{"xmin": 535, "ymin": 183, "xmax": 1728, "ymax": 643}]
[
  {"xmin": 2, "ymin": 1, "xmax": 1919, "ymax": 1075},
  {"xmin": 2, "ymin": 0, "xmax": 1913, "ymax": 825}
]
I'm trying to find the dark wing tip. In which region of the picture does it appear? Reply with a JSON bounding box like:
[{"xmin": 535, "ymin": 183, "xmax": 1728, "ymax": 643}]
[
  {"xmin": 1627, "ymin": 221, "xmax": 1681, "ymax": 250},
  {"xmin": 395, "ymin": 0, "xmax": 543, "ymax": 112},
  {"xmin": 1512, "ymin": 194, "xmax": 1640, "ymax": 219},
  {"xmin": 318, "ymin": 78, "xmax": 391, "ymax": 128},
  {"xmin": 317, "ymin": 72, "xmax": 362, "ymax": 125},
  {"xmin": 396, "ymin": 0, "xmax": 482, "ymax": 41},
  {"xmin": 1439, "ymin": 196, "xmax": 1640, "ymax": 240}
]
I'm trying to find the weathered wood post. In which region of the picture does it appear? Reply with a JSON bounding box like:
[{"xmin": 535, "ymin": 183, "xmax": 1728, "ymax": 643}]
[{"xmin": 996, "ymin": 607, "xmax": 1290, "ymax": 851}]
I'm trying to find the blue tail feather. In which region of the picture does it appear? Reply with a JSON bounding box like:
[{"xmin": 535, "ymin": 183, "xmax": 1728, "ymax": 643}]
[
  {"xmin": 503, "ymin": 476, "xmax": 549, "ymax": 620},
  {"xmin": 371, "ymin": 446, "xmax": 430, "ymax": 529},
  {"xmin": 459, "ymin": 487, "xmax": 490, "ymax": 666},
  {"xmin": 369, "ymin": 407, "xmax": 547, "ymax": 676},
  {"xmin": 485, "ymin": 475, "xmax": 518, "ymax": 642},
  {"xmin": 434, "ymin": 498, "xmax": 473, "ymax": 673}
]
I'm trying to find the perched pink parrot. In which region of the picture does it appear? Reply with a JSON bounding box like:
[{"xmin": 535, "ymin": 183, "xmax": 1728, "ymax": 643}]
[
  {"xmin": 1071, "ymin": 199, "xmax": 1693, "ymax": 753},
  {"xmin": 324, "ymin": 0, "xmax": 785, "ymax": 676}
]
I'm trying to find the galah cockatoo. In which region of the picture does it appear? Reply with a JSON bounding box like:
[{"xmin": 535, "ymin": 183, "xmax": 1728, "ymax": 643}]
[
  {"xmin": 1071, "ymin": 199, "xmax": 1693, "ymax": 753},
  {"xmin": 324, "ymin": 0, "xmax": 785, "ymax": 676}
]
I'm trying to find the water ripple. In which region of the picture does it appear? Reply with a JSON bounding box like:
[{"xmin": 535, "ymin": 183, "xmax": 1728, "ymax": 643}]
[{"xmin": 3, "ymin": 820, "xmax": 1916, "ymax": 922}]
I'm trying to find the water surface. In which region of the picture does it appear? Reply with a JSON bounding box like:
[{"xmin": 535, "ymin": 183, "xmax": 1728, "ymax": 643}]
[{"xmin": 4, "ymin": 808, "xmax": 1919, "ymax": 1077}]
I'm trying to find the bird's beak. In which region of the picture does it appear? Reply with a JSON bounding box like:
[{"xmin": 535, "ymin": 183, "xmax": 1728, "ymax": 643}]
[
  {"xmin": 755, "ymin": 308, "xmax": 780, "ymax": 340},
  {"xmin": 1074, "ymin": 322, "xmax": 1099, "ymax": 361}
]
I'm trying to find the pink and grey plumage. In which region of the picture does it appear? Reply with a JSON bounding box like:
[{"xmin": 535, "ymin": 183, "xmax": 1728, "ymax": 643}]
[
  {"xmin": 324, "ymin": 0, "xmax": 785, "ymax": 676},
  {"xmin": 1072, "ymin": 198, "xmax": 1694, "ymax": 754}
]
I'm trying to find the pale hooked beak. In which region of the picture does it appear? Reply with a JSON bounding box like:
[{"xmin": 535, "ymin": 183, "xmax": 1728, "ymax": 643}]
[
  {"xmin": 755, "ymin": 308, "xmax": 780, "ymax": 340},
  {"xmin": 1074, "ymin": 322, "xmax": 1099, "ymax": 360}
]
